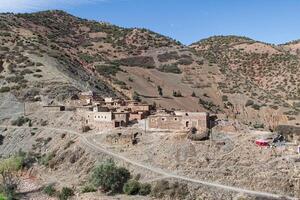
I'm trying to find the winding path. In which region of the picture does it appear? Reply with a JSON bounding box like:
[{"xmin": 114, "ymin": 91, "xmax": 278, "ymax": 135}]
[{"xmin": 0, "ymin": 125, "xmax": 297, "ymax": 200}]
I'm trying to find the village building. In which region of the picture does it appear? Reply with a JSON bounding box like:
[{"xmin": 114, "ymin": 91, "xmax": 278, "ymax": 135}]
[
  {"xmin": 84, "ymin": 104, "xmax": 129, "ymax": 129},
  {"xmin": 148, "ymin": 111, "xmax": 209, "ymax": 133}
]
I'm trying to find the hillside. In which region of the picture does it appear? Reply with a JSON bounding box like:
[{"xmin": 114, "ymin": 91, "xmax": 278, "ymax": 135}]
[
  {"xmin": 0, "ymin": 11, "xmax": 299, "ymax": 128},
  {"xmin": 190, "ymin": 36, "xmax": 300, "ymax": 127}
]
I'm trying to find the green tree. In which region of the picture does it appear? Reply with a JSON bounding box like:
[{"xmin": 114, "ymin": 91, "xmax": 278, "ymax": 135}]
[
  {"xmin": 132, "ymin": 91, "xmax": 141, "ymax": 102},
  {"xmin": 90, "ymin": 160, "xmax": 130, "ymax": 194},
  {"xmin": 157, "ymin": 86, "xmax": 163, "ymax": 96},
  {"xmin": 139, "ymin": 183, "xmax": 151, "ymax": 196},
  {"xmin": 123, "ymin": 179, "xmax": 140, "ymax": 195}
]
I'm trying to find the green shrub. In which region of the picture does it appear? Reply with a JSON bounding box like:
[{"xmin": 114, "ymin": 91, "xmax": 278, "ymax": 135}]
[
  {"xmin": 253, "ymin": 123, "xmax": 264, "ymax": 129},
  {"xmin": 177, "ymin": 55, "xmax": 193, "ymax": 65},
  {"xmin": 132, "ymin": 91, "xmax": 141, "ymax": 102},
  {"xmin": 158, "ymin": 63, "xmax": 181, "ymax": 74},
  {"xmin": 139, "ymin": 183, "xmax": 151, "ymax": 196},
  {"xmin": 0, "ymin": 193, "xmax": 6, "ymax": 200},
  {"xmin": 114, "ymin": 80, "xmax": 126, "ymax": 86},
  {"xmin": 90, "ymin": 160, "xmax": 130, "ymax": 194},
  {"xmin": 11, "ymin": 116, "xmax": 30, "ymax": 126},
  {"xmin": 245, "ymin": 99, "xmax": 254, "ymax": 107},
  {"xmin": 157, "ymin": 86, "xmax": 163, "ymax": 96},
  {"xmin": 58, "ymin": 187, "xmax": 74, "ymax": 200},
  {"xmin": 157, "ymin": 51, "xmax": 179, "ymax": 62},
  {"xmin": 251, "ymin": 104, "xmax": 261, "ymax": 110},
  {"xmin": 40, "ymin": 152, "xmax": 55, "ymax": 166},
  {"xmin": 95, "ymin": 64, "xmax": 121, "ymax": 77},
  {"xmin": 0, "ymin": 87, "xmax": 10, "ymax": 93},
  {"xmin": 81, "ymin": 185, "xmax": 96, "ymax": 193},
  {"xmin": 123, "ymin": 179, "xmax": 140, "ymax": 195},
  {"xmin": 117, "ymin": 56, "xmax": 155, "ymax": 68},
  {"xmin": 43, "ymin": 184, "xmax": 56, "ymax": 196},
  {"xmin": 222, "ymin": 95, "xmax": 228, "ymax": 101},
  {"xmin": 172, "ymin": 90, "xmax": 182, "ymax": 97},
  {"xmin": 151, "ymin": 180, "xmax": 188, "ymax": 199}
]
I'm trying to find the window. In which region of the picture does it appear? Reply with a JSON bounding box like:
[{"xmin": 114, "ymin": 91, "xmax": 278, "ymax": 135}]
[
  {"xmin": 174, "ymin": 118, "xmax": 178, "ymax": 121},
  {"xmin": 161, "ymin": 118, "xmax": 165, "ymax": 121}
]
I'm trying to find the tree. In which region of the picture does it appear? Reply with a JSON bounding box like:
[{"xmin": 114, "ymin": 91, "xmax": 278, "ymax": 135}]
[
  {"xmin": 139, "ymin": 183, "xmax": 151, "ymax": 195},
  {"xmin": 132, "ymin": 91, "xmax": 141, "ymax": 102},
  {"xmin": 123, "ymin": 179, "xmax": 140, "ymax": 195},
  {"xmin": 173, "ymin": 90, "xmax": 182, "ymax": 97},
  {"xmin": 157, "ymin": 86, "xmax": 163, "ymax": 96},
  {"xmin": 90, "ymin": 160, "xmax": 130, "ymax": 194}
]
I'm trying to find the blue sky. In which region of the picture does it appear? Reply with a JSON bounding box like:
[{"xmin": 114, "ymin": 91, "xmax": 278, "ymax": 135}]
[{"xmin": 1, "ymin": 0, "xmax": 300, "ymax": 45}]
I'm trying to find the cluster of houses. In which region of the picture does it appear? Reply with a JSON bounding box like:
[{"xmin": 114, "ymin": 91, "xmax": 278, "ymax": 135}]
[{"xmin": 44, "ymin": 91, "xmax": 210, "ymax": 133}]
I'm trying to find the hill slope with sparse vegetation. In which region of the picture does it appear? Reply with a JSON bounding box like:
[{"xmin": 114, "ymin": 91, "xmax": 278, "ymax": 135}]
[{"xmin": 0, "ymin": 11, "xmax": 299, "ymax": 127}]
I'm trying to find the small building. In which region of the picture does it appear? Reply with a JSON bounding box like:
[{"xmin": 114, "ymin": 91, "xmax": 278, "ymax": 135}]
[
  {"xmin": 85, "ymin": 108, "xmax": 129, "ymax": 129},
  {"xmin": 78, "ymin": 90, "xmax": 103, "ymax": 104},
  {"xmin": 148, "ymin": 111, "xmax": 209, "ymax": 133}
]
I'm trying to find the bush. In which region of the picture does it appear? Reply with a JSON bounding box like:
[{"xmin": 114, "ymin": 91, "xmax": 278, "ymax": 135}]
[
  {"xmin": 40, "ymin": 152, "xmax": 55, "ymax": 167},
  {"xmin": 132, "ymin": 91, "xmax": 141, "ymax": 102},
  {"xmin": 157, "ymin": 86, "xmax": 163, "ymax": 96},
  {"xmin": 158, "ymin": 64, "xmax": 181, "ymax": 74},
  {"xmin": 82, "ymin": 126, "xmax": 91, "ymax": 133},
  {"xmin": 117, "ymin": 56, "xmax": 155, "ymax": 68},
  {"xmin": 58, "ymin": 187, "xmax": 74, "ymax": 200},
  {"xmin": 11, "ymin": 116, "xmax": 30, "ymax": 126},
  {"xmin": 157, "ymin": 51, "xmax": 179, "ymax": 62},
  {"xmin": 151, "ymin": 180, "xmax": 188, "ymax": 199},
  {"xmin": 123, "ymin": 179, "xmax": 140, "ymax": 195},
  {"xmin": 172, "ymin": 90, "xmax": 182, "ymax": 97},
  {"xmin": 139, "ymin": 183, "xmax": 151, "ymax": 196},
  {"xmin": 245, "ymin": 99, "xmax": 254, "ymax": 107},
  {"xmin": 0, "ymin": 135, "xmax": 4, "ymax": 145},
  {"xmin": 43, "ymin": 184, "xmax": 56, "ymax": 196},
  {"xmin": 251, "ymin": 104, "xmax": 261, "ymax": 110},
  {"xmin": 0, "ymin": 155, "xmax": 23, "ymax": 200},
  {"xmin": 95, "ymin": 64, "xmax": 121, "ymax": 77},
  {"xmin": 0, "ymin": 193, "xmax": 6, "ymax": 200},
  {"xmin": 222, "ymin": 95, "xmax": 228, "ymax": 101},
  {"xmin": 81, "ymin": 185, "xmax": 96, "ymax": 193},
  {"xmin": 0, "ymin": 87, "xmax": 10, "ymax": 93},
  {"xmin": 90, "ymin": 160, "xmax": 130, "ymax": 194}
]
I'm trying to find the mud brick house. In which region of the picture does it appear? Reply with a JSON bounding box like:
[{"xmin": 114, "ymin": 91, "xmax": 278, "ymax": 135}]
[
  {"xmin": 148, "ymin": 111, "xmax": 209, "ymax": 133},
  {"xmin": 78, "ymin": 90, "xmax": 103, "ymax": 104},
  {"xmin": 84, "ymin": 106, "xmax": 129, "ymax": 129}
]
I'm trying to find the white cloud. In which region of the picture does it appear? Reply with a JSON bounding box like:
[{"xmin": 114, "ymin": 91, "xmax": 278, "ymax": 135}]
[{"xmin": 0, "ymin": 0, "xmax": 106, "ymax": 13}]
